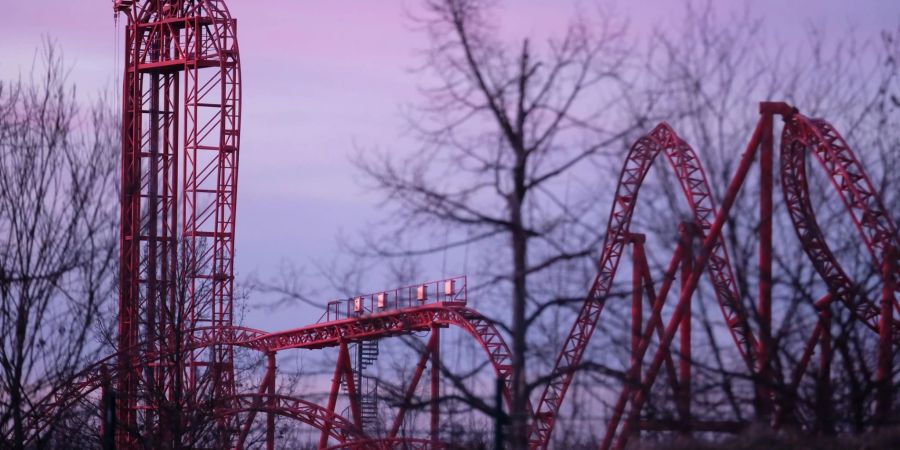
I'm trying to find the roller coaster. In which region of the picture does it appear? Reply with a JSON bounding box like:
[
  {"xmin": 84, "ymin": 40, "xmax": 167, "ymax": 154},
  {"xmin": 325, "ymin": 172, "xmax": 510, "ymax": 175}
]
[{"xmin": 15, "ymin": 1, "xmax": 899, "ymax": 449}]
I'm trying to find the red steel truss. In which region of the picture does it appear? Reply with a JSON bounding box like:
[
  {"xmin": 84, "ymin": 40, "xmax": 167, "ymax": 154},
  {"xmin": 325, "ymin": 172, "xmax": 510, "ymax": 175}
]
[
  {"xmin": 16, "ymin": 0, "xmax": 899, "ymax": 447},
  {"xmin": 531, "ymin": 122, "xmax": 757, "ymax": 448},
  {"xmin": 22, "ymin": 277, "xmax": 508, "ymax": 449},
  {"xmin": 114, "ymin": 0, "xmax": 242, "ymax": 446}
]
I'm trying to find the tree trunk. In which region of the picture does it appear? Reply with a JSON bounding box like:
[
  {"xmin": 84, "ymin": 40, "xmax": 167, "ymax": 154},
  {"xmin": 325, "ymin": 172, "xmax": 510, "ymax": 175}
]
[{"xmin": 510, "ymin": 149, "xmax": 529, "ymax": 449}]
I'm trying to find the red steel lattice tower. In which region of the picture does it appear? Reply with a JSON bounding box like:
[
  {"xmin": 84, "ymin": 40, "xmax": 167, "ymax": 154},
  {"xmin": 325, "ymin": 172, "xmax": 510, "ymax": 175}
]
[{"xmin": 115, "ymin": 0, "xmax": 241, "ymax": 446}]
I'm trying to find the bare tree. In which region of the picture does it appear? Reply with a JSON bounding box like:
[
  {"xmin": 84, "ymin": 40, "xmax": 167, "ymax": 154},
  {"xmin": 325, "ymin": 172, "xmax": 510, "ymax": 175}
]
[
  {"xmin": 349, "ymin": 0, "xmax": 640, "ymax": 446},
  {"xmin": 0, "ymin": 41, "xmax": 118, "ymax": 448}
]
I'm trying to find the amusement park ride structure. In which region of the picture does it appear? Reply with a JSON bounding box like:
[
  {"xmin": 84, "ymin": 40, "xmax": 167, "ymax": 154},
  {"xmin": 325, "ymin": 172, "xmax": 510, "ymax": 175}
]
[{"xmin": 15, "ymin": 1, "xmax": 900, "ymax": 449}]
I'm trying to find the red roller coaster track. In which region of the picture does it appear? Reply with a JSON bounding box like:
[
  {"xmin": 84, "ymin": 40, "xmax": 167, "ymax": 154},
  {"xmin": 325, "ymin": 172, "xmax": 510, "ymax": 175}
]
[
  {"xmin": 115, "ymin": 0, "xmax": 242, "ymax": 446},
  {"xmin": 14, "ymin": 1, "xmax": 899, "ymax": 449}
]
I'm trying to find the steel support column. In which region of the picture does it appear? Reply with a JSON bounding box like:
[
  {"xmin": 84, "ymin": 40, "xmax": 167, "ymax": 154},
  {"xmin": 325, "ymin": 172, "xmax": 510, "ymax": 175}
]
[
  {"xmin": 629, "ymin": 234, "xmax": 644, "ymax": 442},
  {"xmin": 757, "ymin": 106, "xmax": 775, "ymax": 418},
  {"xmin": 431, "ymin": 325, "xmax": 441, "ymax": 444},
  {"xmin": 816, "ymin": 307, "xmax": 833, "ymax": 434},
  {"xmin": 877, "ymin": 245, "xmax": 896, "ymax": 424},
  {"xmin": 388, "ymin": 333, "xmax": 434, "ymax": 439},
  {"xmin": 678, "ymin": 223, "xmax": 695, "ymax": 434},
  {"xmin": 608, "ymin": 116, "xmax": 768, "ymax": 450}
]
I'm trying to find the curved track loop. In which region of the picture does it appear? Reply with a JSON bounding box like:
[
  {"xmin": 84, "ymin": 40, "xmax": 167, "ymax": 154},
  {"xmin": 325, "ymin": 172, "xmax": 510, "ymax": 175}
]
[
  {"xmin": 20, "ymin": 326, "xmax": 269, "ymax": 446},
  {"xmin": 217, "ymin": 393, "xmax": 364, "ymax": 445},
  {"xmin": 444, "ymin": 307, "xmax": 518, "ymax": 408},
  {"xmin": 781, "ymin": 115, "xmax": 900, "ymax": 338},
  {"xmin": 243, "ymin": 305, "xmax": 520, "ymax": 410},
  {"xmin": 530, "ymin": 123, "xmax": 754, "ymax": 447}
]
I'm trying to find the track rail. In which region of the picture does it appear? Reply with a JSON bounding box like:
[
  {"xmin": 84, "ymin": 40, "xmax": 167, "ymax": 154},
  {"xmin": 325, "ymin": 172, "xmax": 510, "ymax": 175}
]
[
  {"xmin": 529, "ymin": 123, "xmax": 753, "ymax": 447},
  {"xmin": 239, "ymin": 304, "xmax": 519, "ymax": 409},
  {"xmin": 25, "ymin": 2, "xmax": 900, "ymax": 441},
  {"xmin": 22, "ymin": 300, "xmax": 522, "ymax": 447},
  {"xmin": 217, "ymin": 393, "xmax": 366, "ymax": 444},
  {"xmin": 20, "ymin": 326, "xmax": 269, "ymax": 446},
  {"xmin": 114, "ymin": 0, "xmax": 243, "ymax": 445},
  {"xmin": 781, "ymin": 115, "xmax": 900, "ymax": 338}
]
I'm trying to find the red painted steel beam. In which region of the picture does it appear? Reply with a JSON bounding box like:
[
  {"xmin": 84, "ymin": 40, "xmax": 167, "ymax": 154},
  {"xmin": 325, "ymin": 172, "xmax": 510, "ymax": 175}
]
[
  {"xmin": 321, "ymin": 341, "xmax": 353, "ymax": 449},
  {"xmin": 627, "ymin": 233, "xmax": 684, "ymax": 439},
  {"xmin": 608, "ymin": 115, "xmax": 769, "ymax": 450},
  {"xmin": 63, "ymin": 6, "xmax": 900, "ymax": 444},
  {"xmin": 757, "ymin": 109, "xmax": 775, "ymax": 417},
  {"xmin": 324, "ymin": 438, "xmax": 464, "ymax": 450},
  {"xmin": 637, "ymin": 420, "xmax": 746, "ymax": 433},
  {"xmin": 28, "ymin": 298, "xmax": 516, "ymax": 447},
  {"xmin": 877, "ymin": 245, "xmax": 896, "ymax": 423},
  {"xmin": 634, "ymin": 237, "xmax": 684, "ymax": 403},
  {"xmin": 112, "ymin": 1, "xmax": 243, "ymax": 446},
  {"xmin": 678, "ymin": 223, "xmax": 695, "ymax": 433},
  {"xmin": 600, "ymin": 239, "xmax": 688, "ymax": 450},
  {"xmin": 629, "ymin": 235, "xmax": 643, "ymax": 442},
  {"xmin": 388, "ymin": 333, "xmax": 437, "ymax": 439},
  {"xmin": 533, "ymin": 123, "xmax": 752, "ymax": 449},
  {"xmin": 236, "ymin": 358, "xmax": 277, "ymax": 449},
  {"xmin": 816, "ymin": 306, "xmax": 833, "ymax": 433},
  {"xmin": 267, "ymin": 352, "xmax": 276, "ymax": 450},
  {"xmin": 216, "ymin": 393, "xmax": 365, "ymax": 446}
]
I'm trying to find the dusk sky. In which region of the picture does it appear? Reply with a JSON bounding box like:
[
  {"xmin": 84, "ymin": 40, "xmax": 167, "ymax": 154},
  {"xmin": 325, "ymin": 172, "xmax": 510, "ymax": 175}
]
[{"xmin": 3, "ymin": 0, "xmax": 899, "ymax": 330}]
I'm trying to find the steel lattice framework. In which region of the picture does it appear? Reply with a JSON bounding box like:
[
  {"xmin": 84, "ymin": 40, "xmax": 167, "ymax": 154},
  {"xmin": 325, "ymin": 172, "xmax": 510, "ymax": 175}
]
[
  {"xmin": 14, "ymin": 1, "xmax": 899, "ymax": 448},
  {"xmin": 530, "ymin": 122, "xmax": 757, "ymax": 448},
  {"xmin": 530, "ymin": 104, "xmax": 900, "ymax": 450},
  {"xmin": 782, "ymin": 116, "xmax": 900, "ymax": 338},
  {"xmin": 115, "ymin": 0, "xmax": 241, "ymax": 446}
]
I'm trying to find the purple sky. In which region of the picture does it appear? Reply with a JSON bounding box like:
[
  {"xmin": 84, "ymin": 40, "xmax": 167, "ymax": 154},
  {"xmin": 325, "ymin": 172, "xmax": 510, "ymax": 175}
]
[{"xmin": 2, "ymin": 0, "xmax": 899, "ymax": 330}]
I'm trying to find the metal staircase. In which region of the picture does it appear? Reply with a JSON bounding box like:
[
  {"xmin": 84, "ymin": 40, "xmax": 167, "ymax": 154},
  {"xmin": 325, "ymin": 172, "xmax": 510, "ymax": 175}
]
[{"xmin": 343, "ymin": 340, "xmax": 380, "ymax": 435}]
